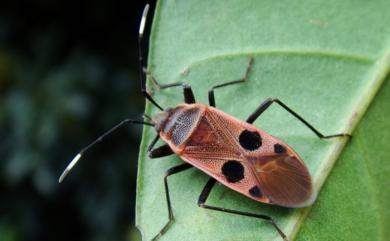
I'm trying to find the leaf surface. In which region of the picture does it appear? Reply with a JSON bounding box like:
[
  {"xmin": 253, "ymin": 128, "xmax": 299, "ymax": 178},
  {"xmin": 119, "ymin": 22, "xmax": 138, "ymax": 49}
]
[
  {"xmin": 296, "ymin": 76, "xmax": 390, "ymax": 241},
  {"xmin": 136, "ymin": 1, "xmax": 390, "ymax": 240}
]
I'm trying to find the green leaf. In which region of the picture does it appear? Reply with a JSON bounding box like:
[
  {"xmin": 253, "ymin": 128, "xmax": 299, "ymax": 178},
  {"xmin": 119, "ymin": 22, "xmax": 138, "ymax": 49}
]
[
  {"xmin": 136, "ymin": 1, "xmax": 390, "ymax": 240},
  {"xmin": 295, "ymin": 76, "xmax": 390, "ymax": 241}
]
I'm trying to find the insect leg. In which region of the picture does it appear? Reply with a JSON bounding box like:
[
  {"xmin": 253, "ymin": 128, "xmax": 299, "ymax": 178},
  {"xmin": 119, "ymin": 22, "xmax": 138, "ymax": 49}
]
[
  {"xmin": 183, "ymin": 84, "xmax": 196, "ymax": 104},
  {"xmin": 139, "ymin": 4, "xmax": 196, "ymax": 105},
  {"xmin": 145, "ymin": 72, "xmax": 196, "ymax": 104},
  {"xmin": 139, "ymin": 5, "xmax": 196, "ymax": 108},
  {"xmin": 208, "ymin": 57, "xmax": 253, "ymax": 107},
  {"xmin": 143, "ymin": 65, "xmax": 196, "ymax": 104},
  {"xmin": 152, "ymin": 163, "xmax": 193, "ymax": 241},
  {"xmin": 146, "ymin": 134, "xmax": 174, "ymax": 158},
  {"xmin": 138, "ymin": 4, "xmax": 164, "ymax": 111},
  {"xmin": 147, "ymin": 134, "xmax": 160, "ymax": 152},
  {"xmin": 149, "ymin": 145, "xmax": 174, "ymax": 158},
  {"xmin": 198, "ymin": 178, "xmax": 288, "ymax": 241},
  {"xmin": 146, "ymin": 71, "xmax": 183, "ymax": 90},
  {"xmin": 246, "ymin": 97, "xmax": 351, "ymax": 139}
]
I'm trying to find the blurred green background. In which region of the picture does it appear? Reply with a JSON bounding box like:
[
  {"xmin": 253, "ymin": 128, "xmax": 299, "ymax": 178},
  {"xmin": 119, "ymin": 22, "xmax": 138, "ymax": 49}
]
[{"xmin": 0, "ymin": 1, "xmax": 156, "ymax": 241}]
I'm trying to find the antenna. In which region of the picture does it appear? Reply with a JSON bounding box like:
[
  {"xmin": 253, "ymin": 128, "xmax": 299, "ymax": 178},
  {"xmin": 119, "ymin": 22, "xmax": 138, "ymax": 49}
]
[
  {"xmin": 138, "ymin": 4, "xmax": 164, "ymax": 111},
  {"xmin": 58, "ymin": 119, "xmax": 154, "ymax": 183}
]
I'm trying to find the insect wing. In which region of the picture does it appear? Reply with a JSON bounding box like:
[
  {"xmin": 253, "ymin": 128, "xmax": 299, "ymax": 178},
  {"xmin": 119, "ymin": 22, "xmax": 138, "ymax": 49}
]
[
  {"xmin": 252, "ymin": 153, "xmax": 314, "ymax": 207},
  {"xmin": 178, "ymin": 106, "xmax": 314, "ymax": 207},
  {"xmin": 179, "ymin": 107, "xmax": 273, "ymax": 204}
]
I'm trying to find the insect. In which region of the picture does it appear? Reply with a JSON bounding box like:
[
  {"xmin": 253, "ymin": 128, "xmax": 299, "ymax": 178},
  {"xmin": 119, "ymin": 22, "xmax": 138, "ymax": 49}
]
[{"xmin": 59, "ymin": 4, "xmax": 350, "ymax": 241}]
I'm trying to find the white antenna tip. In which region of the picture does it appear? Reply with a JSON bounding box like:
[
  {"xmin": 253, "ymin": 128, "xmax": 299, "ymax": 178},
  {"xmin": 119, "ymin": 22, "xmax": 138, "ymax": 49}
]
[
  {"xmin": 139, "ymin": 4, "xmax": 150, "ymax": 36},
  {"xmin": 58, "ymin": 153, "xmax": 82, "ymax": 183}
]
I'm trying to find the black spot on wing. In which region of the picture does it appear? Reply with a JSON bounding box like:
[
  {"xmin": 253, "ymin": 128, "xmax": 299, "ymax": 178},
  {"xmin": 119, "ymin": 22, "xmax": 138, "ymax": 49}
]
[
  {"xmin": 221, "ymin": 160, "xmax": 244, "ymax": 183},
  {"xmin": 274, "ymin": 143, "xmax": 286, "ymax": 154},
  {"xmin": 249, "ymin": 186, "xmax": 262, "ymax": 198},
  {"xmin": 239, "ymin": 130, "xmax": 262, "ymax": 151}
]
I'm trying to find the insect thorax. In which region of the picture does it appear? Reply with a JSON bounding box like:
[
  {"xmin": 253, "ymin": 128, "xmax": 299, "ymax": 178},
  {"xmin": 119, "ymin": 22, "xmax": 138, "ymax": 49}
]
[{"xmin": 152, "ymin": 104, "xmax": 203, "ymax": 146}]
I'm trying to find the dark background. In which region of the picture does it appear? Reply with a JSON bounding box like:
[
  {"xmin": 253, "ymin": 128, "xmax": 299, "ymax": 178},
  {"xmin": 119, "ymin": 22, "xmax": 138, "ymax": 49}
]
[{"xmin": 0, "ymin": 1, "xmax": 156, "ymax": 241}]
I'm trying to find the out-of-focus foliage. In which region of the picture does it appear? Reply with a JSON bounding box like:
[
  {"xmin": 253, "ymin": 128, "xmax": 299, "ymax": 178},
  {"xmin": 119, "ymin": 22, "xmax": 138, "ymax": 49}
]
[{"xmin": 0, "ymin": 1, "xmax": 153, "ymax": 241}]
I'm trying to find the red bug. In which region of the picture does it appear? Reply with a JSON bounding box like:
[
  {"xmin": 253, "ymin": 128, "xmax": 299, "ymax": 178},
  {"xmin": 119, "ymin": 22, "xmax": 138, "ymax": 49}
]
[{"xmin": 59, "ymin": 4, "xmax": 350, "ymax": 241}]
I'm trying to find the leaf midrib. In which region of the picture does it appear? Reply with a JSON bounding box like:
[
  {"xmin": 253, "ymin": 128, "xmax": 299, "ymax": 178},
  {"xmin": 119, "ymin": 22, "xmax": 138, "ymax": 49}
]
[{"xmin": 156, "ymin": 49, "xmax": 374, "ymax": 84}]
